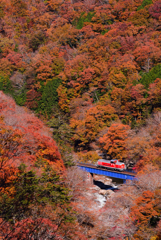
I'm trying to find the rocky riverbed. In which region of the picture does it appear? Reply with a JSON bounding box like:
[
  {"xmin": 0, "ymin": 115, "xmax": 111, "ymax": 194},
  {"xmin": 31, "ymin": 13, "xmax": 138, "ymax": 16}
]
[{"xmin": 84, "ymin": 174, "xmax": 119, "ymax": 210}]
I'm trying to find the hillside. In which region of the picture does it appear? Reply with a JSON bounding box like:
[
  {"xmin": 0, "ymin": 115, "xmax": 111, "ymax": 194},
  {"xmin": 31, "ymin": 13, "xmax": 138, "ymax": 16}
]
[
  {"xmin": 0, "ymin": 0, "xmax": 161, "ymax": 239},
  {"xmin": 0, "ymin": 91, "xmax": 87, "ymax": 239},
  {"xmin": 0, "ymin": 0, "xmax": 161, "ymax": 165}
]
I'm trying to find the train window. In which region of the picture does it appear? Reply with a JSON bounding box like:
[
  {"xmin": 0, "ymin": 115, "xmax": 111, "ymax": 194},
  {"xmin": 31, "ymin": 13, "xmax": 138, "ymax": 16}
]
[{"xmin": 110, "ymin": 160, "xmax": 115, "ymax": 163}]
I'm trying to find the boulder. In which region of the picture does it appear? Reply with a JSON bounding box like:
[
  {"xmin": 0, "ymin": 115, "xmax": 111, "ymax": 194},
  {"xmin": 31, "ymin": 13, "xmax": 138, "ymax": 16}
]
[
  {"xmin": 104, "ymin": 179, "xmax": 112, "ymax": 185},
  {"xmin": 106, "ymin": 190, "xmax": 115, "ymax": 198},
  {"xmin": 10, "ymin": 72, "xmax": 26, "ymax": 89},
  {"xmin": 99, "ymin": 189, "xmax": 108, "ymax": 196},
  {"xmin": 99, "ymin": 189, "xmax": 115, "ymax": 198},
  {"xmin": 89, "ymin": 185, "xmax": 100, "ymax": 191},
  {"xmin": 93, "ymin": 174, "xmax": 112, "ymax": 184}
]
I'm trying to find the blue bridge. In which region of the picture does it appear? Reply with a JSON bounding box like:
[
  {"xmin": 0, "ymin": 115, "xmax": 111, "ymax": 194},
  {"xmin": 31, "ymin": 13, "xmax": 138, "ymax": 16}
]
[{"xmin": 78, "ymin": 164, "xmax": 136, "ymax": 181}]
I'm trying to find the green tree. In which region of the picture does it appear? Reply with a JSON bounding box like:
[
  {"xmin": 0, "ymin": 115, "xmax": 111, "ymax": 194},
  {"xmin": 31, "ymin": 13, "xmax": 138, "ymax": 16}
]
[
  {"xmin": 137, "ymin": 0, "xmax": 152, "ymax": 11},
  {"xmin": 138, "ymin": 64, "xmax": 161, "ymax": 89},
  {"xmin": 0, "ymin": 164, "xmax": 73, "ymax": 223},
  {"xmin": 37, "ymin": 78, "xmax": 62, "ymax": 117},
  {"xmin": 48, "ymin": 108, "xmax": 74, "ymax": 167}
]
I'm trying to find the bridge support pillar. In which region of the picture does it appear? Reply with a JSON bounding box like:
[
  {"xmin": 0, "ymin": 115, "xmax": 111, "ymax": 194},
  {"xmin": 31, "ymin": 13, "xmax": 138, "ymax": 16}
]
[{"xmin": 89, "ymin": 173, "xmax": 93, "ymax": 185}]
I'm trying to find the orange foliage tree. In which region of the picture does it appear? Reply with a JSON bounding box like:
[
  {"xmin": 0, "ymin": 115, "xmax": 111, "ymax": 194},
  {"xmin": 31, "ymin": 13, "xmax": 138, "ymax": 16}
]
[
  {"xmin": 70, "ymin": 103, "xmax": 117, "ymax": 149},
  {"xmin": 99, "ymin": 123, "xmax": 130, "ymax": 160}
]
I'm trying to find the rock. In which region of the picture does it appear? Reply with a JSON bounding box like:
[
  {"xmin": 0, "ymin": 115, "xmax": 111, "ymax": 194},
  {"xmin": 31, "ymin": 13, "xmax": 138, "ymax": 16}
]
[
  {"xmin": 99, "ymin": 189, "xmax": 108, "ymax": 196},
  {"xmin": 104, "ymin": 179, "xmax": 112, "ymax": 185},
  {"xmin": 99, "ymin": 189, "xmax": 115, "ymax": 198},
  {"xmin": 94, "ymin": 193, "xmax": 106, "ymax": 208},
  {"xmin": 106, "ymin": 190, "xmax": 115, "ymax": 198},
  {"xmin": 89, "ymin": 185, "xmax": 100, "ymax": 191},
  {"xmin": 10, "ymin": 72, "xmax": 26, "ymax": 89},
  {"xmin": 93, "ymin": 174, "xmax": 112, "ymax": 185}
]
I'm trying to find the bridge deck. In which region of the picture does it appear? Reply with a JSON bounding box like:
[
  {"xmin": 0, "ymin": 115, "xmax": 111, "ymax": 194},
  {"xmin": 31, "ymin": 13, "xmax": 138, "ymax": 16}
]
[{"xmin": 77, "ymin": 163, "xmax": 136, "ymax": 181}]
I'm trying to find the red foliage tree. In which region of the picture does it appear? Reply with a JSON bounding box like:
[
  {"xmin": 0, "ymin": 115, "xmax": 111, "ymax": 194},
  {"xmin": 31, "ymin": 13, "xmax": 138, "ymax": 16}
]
[
  {"xmin": 149, "ymin": 1, "xmax": 161, "ymax": 20},
  {"xmin": 0, "ymin": 91, "xmax": 64, "ymax": 172}
]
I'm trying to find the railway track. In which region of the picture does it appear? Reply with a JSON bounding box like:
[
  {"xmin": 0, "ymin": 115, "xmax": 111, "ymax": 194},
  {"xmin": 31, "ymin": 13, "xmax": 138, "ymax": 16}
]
[{"xmin": 77, "ymin": 162, "xmax": 136, "ymax": 176}]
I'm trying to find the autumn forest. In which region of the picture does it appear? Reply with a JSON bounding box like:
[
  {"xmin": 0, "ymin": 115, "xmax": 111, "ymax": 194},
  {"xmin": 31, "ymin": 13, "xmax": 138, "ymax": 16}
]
[{"xmin": 0, "ymin": 0, "xmax": 161, "ymax": 239}]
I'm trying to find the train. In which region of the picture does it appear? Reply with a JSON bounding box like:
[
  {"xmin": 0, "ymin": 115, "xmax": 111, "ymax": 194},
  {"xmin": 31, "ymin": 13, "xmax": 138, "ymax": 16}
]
[{"xmin": 96, "ymin": 159, "xmax": 126, "ymax": 171}]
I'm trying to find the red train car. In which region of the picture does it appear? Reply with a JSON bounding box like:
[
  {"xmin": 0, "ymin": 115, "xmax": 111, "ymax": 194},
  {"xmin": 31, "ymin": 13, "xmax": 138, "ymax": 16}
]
[{"xmin": 96, "ymin": 159, "xmax": 126, "ymax": 171}]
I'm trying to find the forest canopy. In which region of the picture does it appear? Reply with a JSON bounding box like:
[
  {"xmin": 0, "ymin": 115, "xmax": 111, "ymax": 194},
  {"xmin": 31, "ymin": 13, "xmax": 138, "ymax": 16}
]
[{"xmin": 0, "ymin": 0, "xmax": 161, "ymax": 239}]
